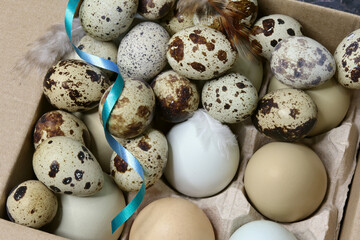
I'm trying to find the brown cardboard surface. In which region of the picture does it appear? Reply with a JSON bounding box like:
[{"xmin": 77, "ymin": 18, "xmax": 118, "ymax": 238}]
[{"xmin": 0, "ymin": 0, "xmax": 360, "ymax": 239}]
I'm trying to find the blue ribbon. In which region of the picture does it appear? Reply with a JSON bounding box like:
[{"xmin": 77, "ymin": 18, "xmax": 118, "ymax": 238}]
[{"xmin": 65, "ymin": 0, "xmax": 145, "ymax": 234}]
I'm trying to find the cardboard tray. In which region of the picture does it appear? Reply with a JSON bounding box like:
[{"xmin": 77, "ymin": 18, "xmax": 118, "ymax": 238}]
[{"xmin": 0, "ymin": 0, "xmax": 359, "ymax": 239}]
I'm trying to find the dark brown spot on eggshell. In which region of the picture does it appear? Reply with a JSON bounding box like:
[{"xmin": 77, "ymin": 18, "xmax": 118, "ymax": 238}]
[
  {"xmin": 84, "ymin": 182, "xmax": 91, "ymax": 189},
  {"xmin": 114, "ymin": 155, "xmax": 128, "ymax": 173},
  {"xmin": 138, "ymin": 139, "xmax": 152, "ymax": 151},
  {"xmin": 74, "ymin": 169, "xmax": 84, "ymax": 181},
  {"xmin": 49, "ymin": 160, "xmax": 60, "ymax": 178},
  {"xmin": 50, "ymin": 185, "xmax": 61, "ymax": 193},
  {"xmin": 43, "ymin": 68, "xmax": 56, "ymax": 89},
  {"xmin": 345, "ymin": 42, "xmax": 358, "ymax": 56},
  {"xmin": 64, "ymin": 191, "xmax": 73, "ymax": 195},
  {"xmin": 190, "ymin": 62, "xmax": 206, "ymax": 72},
  {"xmin": 86, "ymin": 70, "xmax": 100, "ymax": 82},
  {"xmin": 351, "ymin": 67, "xmax": 360, "ymax": 82},
  {"xmin": 258, "ymin": 98, "xmax": 279, "ymax": 115},
  {"xmin": 78, "ymin": 151, "xmax": 85, "ymax": 163},
  {"xmin": 289, "ymin": 108, "xmax": 300, "ymax": 119},
  {"xmin": 62, "ymin": 177, "xmax": 72, "ymax": 185},
  {"xmin": 136, "ymin": 106, "xmax": 151, "ymax": 118},
  {"xmin": 159, "ymin": 2, "xmax": 173, "ymax": 18},
  {"xmin": 262, "ymin": 19, "xmax": 275, "ymax": 36},
  {"xmin": 33, "ymin": 111, "xmax": 65, "ymax": 145},
  {"xmin": 217, "ymin": 50, "xmax": 228, "ymax": 63},
  {"xmin": 169, "ymin": 37, "xmax": 184, "ymax": 63},
  {"xmin": 13, "ymin": 186, "xmax": 27, "ymax": 201}
]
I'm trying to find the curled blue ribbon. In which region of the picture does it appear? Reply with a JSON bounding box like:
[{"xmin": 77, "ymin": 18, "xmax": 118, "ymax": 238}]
[{"xmin": 65, "ymin": 0, "xmax": 145, "ymax": 234}]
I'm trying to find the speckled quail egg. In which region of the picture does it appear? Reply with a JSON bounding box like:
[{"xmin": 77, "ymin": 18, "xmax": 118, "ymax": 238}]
[
  {"xmin": 79, "ymin": 0, "xmax": 138, "ymax": 41},
  {"xmin": 117, "ymin": 22, "xmax": 170, "ymax": 81},
  {"xmin": 252, "ymin": 88, "xmax": 317, "ymax": 141},
  {"xmin": 251, "ymin": 14, "xmax": 303, "ymax": 60},
  {"xmin": 334, "ymin": 28, "xmax": 360, "ymax": 89},
  {"xmin": 43, "ymin": 59, "xmax": 111, "ymax": 112},
  {"xmin": 202, "ymin": 73, "xmax": 258, "ymax": 123},
  {"xmin": 33, "ymin": 110, "xmax": 91, "ymax": 149},
  {"xmin": 167, "ymin": 26, "xmax": 237, "ymax": 80},
  {"xmin": 64, "ymin": 35, "xmax": 118, "ymax": 77},
  {"xmin": 110, "ymin": 128, "xmax": 168, "ymax": 192},
  {"xmin": 6, "ymin": 180, "xmax": 58, "ymax": 228},
  {"xmin": 138, "ymin": 0, "xmax": 176, "ymax": 20},
  {"xmin": 98, "ymin": 79, "xmax": 155, "ymax": 139},
  {"xmin": 151, "ymin": 70, "xmax": 200, "ymax": 123},
  {"xmin": 33, "ymin": 136, "xmax": 104, "ymax": 196},
  {"xmin": 161, "ymin": 10, "xmax": 194, "ymax": 36},
  {"xmin": 270, "ymin": 36, "xmax": 335, "ymax": 89}
]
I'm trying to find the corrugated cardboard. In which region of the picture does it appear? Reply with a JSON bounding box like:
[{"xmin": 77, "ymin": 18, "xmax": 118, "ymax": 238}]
[{"xmin": 0, "ymin": 0, "xmax": 359, "ymax": 239}]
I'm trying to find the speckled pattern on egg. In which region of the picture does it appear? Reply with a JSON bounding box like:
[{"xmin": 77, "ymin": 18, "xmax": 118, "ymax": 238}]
[
  {"xmin": 6, "ymin": 180, "xmax": 58, "ymax": 228},
  {"xmin": 110, "ymin": 128, "xmax": 168, "ymax": 192},
  {"xmin": 33, "ymin": 110, "xmax": 91, "ymax": 149},
  {"xmin": 151, "ymin": 70, "xmax": 199, "ymax": 123},
  {"xmin": 251, "ymin": 14, "xmax": 303, "ymax": 60},
  {"xmin": 161, "ymin": 10, "xmax": 194, "ymax": 36},
  {"xmin": 139, "ymin": 0, "xmax": 175, "ymax": 20},
  {"xmin": 270, "ymin": 36, "xmax": 336, "ymax": 89},
  {"xmin": 117, "ymin": 22, "xmax": 170, "ymax": 81},
  {"xmin": 99, "ymin": 79, "xmax": 155, "ymax": 139},
  {"xmin": 202, "ymin": 73, "xmax": 258, "ymax": 123},
  {"xmin": 252, "ymin": 88, "xmax": 317, "ymax": 141},
  {"xmin": 334, "ymin": 28, "xmax": 360, "ymax": 89},
  {"xmin": 33, "ymin": 136, "xmax": 104, "ymax": 196},
  {"xmin": 79, "ymin": 0, "xmax": 138, "ymax": 41},
  {"xmin": 43, "ymin": 59, "xmax": 111, "ymax": 112},
  {"xmin": 167, "ymin": 26, "xmax": 237, "ymax": 80}
]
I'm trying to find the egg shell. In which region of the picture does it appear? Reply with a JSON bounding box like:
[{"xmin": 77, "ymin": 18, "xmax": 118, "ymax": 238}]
[
  {"xmin": 129, "ymin": 197, "xmax": 215, "ymax": 240},
  {"xmin": 164, "ymin": 110, "xmax": 240, "ymax": 197},
  {"xmin": 251, "ymin": 14, "xmax": 303, "ymax": 60},
  {"xmin": 79, "ymin": 0, "xmax": 138, "ymax": 41},
  {"xmin": 166, "ymin": 26, "xmax": 237, "ymax": 80},
  {"xmin": 229, "ymin": 220, "xmax": 297, "ymax": 240},
  {"xmin": 151, "ymin": 70, "xmax": 200, "ymax": 123},
  {"xmin": 244, "ymin": 142, "xmax": 327, "ymax": 222},
  {"xmin": 117, "ymin": 22, "xmax": 170, "ymax": 81},
  {"xmin": 202, "ymin": 73, "xmax": 258, "ymax": 123},
  {"xmin": 334, "ymin": 28, "xmax": 360, "ymax": 89},
  {"xmin": 6, "ymin": 180, "xmax": 58, "ymax": 229},
  {"xmin": 33, "ymin": 136, "xmax": 104, "ymax": 196},
  {"xmin": 138, "ymin": 0, "xmax": 175, "ymax": 20},
  {"xmin": 270, "ymin": 36, "xmax": 335, "ymax": 89},
  {"xmin": 98, "ymin": 79, "xmax": 155, "ymax": 139},
  {"xmin": 110, "ymin": 128, "xmax": 168, "ymax": 192},
  {"xmin": 43, "ymin": 59, "xmax": 111, "ymax": 112},
  {"xmin": 252, "ymin": 88, "xmax": 317, "ymax": 141},
  {"xmin": 161, "ymin": 10, "xmax": 194, "ymax": 36},
  {"xmin": 192, "ymin": 14, "xmax": 223, "ymax": 32},
  {"xmin": 33, "ymin": 110, "xmax": 91, "ymax": 149},
  {"xmin": 268, "ymin": 76, "xmax": 351, "ymax": 136}
]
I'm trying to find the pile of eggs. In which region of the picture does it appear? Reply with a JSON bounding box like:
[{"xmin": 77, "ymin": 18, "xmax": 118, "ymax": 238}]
[{"xmin": 5, "ymin": 0, "xmax": 360, "ymax": 239}]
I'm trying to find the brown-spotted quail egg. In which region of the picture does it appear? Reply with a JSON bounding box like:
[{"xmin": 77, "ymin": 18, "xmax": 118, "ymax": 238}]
[
  {"xmin": 79, "ymin": 0, "xmax": 138, "ymax": 41},
  {"xmin": 64, "ymin": 35, "xmax": 118, "ymax": 78},
  {"xmin": 43, "ymin": 59, "xmax": 111, "ymax": 112},
  {"xmin": 98, "ymin": 79, "xmax": 155, "ymax": 139},
  {"xmin": 139, "ymin": 0, "xmax": 176, "ymax": 20},
  {"xmin": 33, "ymin": 110, "xmax": 91, "ymax": 149},
  {"xmin": 167, "ymin": 26, "xmax": 237, "ymax": 80},
  {"xmin": 117, "ymin": 22, "xmax": 170, "ymax": 81},
  {"xmin": 151, "ymin": 70, "xmax": 200, "ymax": 123},
  {"xmin": 110, "ymin": 128, "xmax": 168, "ymax": 192},
  {"xmin": 334, "ymin": 28, "xmax": 360, "ymax": 89},
  {"xmin": 33, "ymin": 136, "xmax": 104, "ymax": 196},
  {"xmin": 6, "ymin": 180, "xmax": 58, "ymax": 228},
  {"xmin": 161, "ymin": 10, "xmax": 194, "ymax": 36},
  {"xmin": 202, "ymin": 73, "xmax": 258, "ymax": 123},
  {"xmin": 252, "ymin": 88, "xmax": 317, "ymax": 141},
  {"xmin": 251, "ymin": 14, "xmax": 303, "ymax": 60},
  {"xmin": 270, "ymin": 36, "xmax": 335, "ymax": 89}
]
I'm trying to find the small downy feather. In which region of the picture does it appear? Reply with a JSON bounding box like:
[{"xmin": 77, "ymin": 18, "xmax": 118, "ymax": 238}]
[{"xmin": 15, "ymin": 18, "xmax": 85, "ymax": 78}]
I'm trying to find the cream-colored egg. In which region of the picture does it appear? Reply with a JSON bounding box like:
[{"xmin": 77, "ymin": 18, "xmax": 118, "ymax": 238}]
[
  {"xmin": 161, "ymin": 10, "xmax": 194, "ymax": 35},
  {"xmin": 129, "ymin": 197, "xmax": 215, "ymax": 240},
  {"xmin": 98, "ymin": 79, "xmax": 155, "ymax": 139},
  {"xmin": 202, "ymin": 73, "xmax": 258, "ymax": 123},
  {"xmin": 79, "ymin": 0, "xmax": 138, "ymax": 41},
  {"xmin": 252, "ymin": 88, "xmax": 317, "ymax": 141},
  {"xmin": 244, "ymin": 142, "xmax": 327, "ymax": 222},
  {"xmin": 268, "ymin": 76, "xmax": 351, "ymax": 136},
  {"xmin": 47, "ymin": 174, "xmax": 126, "ymax": 240},
  {"xmin": 6, "ymin": 180, "xmax": 58, "ymax": 228},
  {"xmin": 110, "ymin": 128, "xmax": 168, "ymax": 192},
  {"xmin": 251, "ymin": 14, "xmax": 303, "ymax": 60},
  {"xmin": 43, "ymin": 59, "xmax": 111, "ymax": 112},
  {"xmin": 33, "ymin": 136, "xmax": 104, "ymax": 196},
  {"xmin": 138, "ymin": 0, "xmax": 175, "ymax": 20},
  {"xmin": 117, "ymin": 22, "xmax": 170, "ymax": 81},
  {"xmin": 334, "ymin": 28, "xmax": 360, "ymax": 89},
  {"xmin": 270, "ymin": 36, "xmax": 335, "ymax": 89},
  {"xmin": 167, "ymin": 26, "xmax": 237, "ymax": 80},
  {"xmin": 151, "ymin": 70, "xmax": 200, "ymax": 122},
  {"xmin": 33, "ymin": 110, "xmax": 91, "ymax": 149}
]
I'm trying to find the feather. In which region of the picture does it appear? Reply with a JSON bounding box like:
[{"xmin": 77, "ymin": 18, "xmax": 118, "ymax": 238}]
[{"xmin": 15, "ymin": 18, "xmax": 85, "ymax": 78}]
